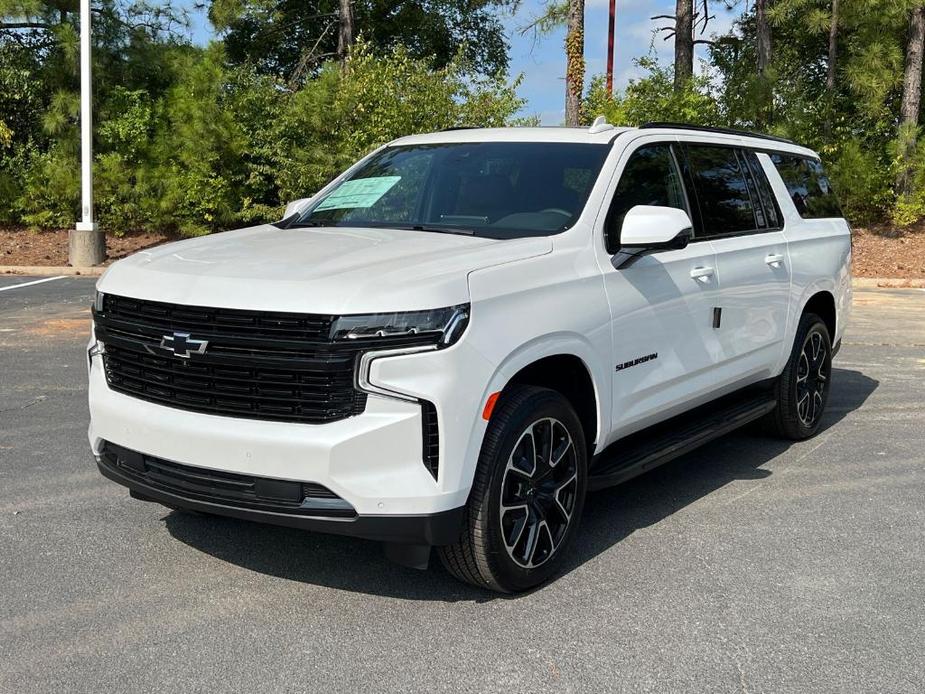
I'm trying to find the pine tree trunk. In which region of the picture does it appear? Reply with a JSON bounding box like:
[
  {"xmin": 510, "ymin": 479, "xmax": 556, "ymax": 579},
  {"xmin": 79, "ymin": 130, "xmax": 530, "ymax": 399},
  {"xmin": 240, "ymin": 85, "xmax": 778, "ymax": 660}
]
[
  {"xmin": 898, "ymin": 6, "xmax": 925, "ymax": 197},
  {"xmin": 756, "ymin": 0, "xmax": 771, "ymax": 78},
  {"xmin": 337, "ymin": 0, "xmax": 354, "ymax": 63},
  {"xmin": 826, "ymin": 0, "xmax": 839, "ymax": 92},
  {"xmin": 565, "ymin": 0, "xmax": 585, "ymax": 126},
  {"xmin": 674, "ymin": 0, "xmax": 694, "ymax": 90}
]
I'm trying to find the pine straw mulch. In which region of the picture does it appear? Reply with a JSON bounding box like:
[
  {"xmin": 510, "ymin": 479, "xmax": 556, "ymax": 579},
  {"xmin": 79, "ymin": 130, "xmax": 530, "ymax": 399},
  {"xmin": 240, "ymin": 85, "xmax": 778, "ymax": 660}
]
[
  {"xmin": 851, "ymin": 222, "xmax": 925, "ymax": 279},
  {"xmin": 1, "ymin": 227, "xmax": 173, "ymax": 269}
]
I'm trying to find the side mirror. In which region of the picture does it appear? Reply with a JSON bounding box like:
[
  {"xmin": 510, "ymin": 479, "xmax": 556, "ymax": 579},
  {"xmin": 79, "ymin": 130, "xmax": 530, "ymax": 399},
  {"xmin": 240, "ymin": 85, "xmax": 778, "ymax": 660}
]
[
  {"xmin": 612, "ymin": 205, "xmax": 694, "ymax": 269},
  {"xmin": 282, "ymin": 196, "xmax": 313, "ymax": 220}
]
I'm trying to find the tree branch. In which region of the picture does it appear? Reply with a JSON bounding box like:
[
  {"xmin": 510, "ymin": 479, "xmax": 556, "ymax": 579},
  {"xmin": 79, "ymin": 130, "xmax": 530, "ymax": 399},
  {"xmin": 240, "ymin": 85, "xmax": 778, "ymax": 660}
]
[{"xmin": 0, "ymin": 21, "xmax": 54, "ymax": 30}]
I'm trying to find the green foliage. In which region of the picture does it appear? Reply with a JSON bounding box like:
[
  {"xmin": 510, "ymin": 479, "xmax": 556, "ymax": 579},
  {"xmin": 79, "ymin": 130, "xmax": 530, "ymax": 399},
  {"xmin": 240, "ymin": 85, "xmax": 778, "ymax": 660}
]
[
  {"xmin": 276, "ymin": 40, "xmax": 525, "ymax": 204},
  {"xmin": 579, "ymin": 0, "xmax": 925, "ymax": 227},
  {"xmin": 214, "ymin": 0, "xmax": 513, "ymax": 85},
  {"xmin": 827, "ymin": 139, "xmax": 893, "ymax": 225},
  {"xmin": 0, "ymin": 9, "xmax": 524, "ymax": 235},
  {"xmin": 17, "ymin": 145, "xmax": 80, "ymax": 228},
  {"xmin": 583, "ymin": 57, "xmax": 721, "ymax": 127},
  {"xmin": 888, "ymin": 125, "xmax": 925, "ymax": 226},
  {"xmin": 6, "ymin": 0, "xmax": 925, "ymax": 234},
  {"xmin": 707, "ymin": 0, "xmax": 924, "ymax": 225}
]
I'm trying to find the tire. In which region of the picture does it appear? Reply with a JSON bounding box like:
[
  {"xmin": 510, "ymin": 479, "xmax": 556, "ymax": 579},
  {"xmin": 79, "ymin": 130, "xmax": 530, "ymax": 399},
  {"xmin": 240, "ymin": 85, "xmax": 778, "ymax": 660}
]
[
  {"xmin": 765, "ymin": 312, "xmax": 833, "ymax": 440},
  {"xmin": 438, "ymin": 385, "xmax": 588, "ymax": 593}
]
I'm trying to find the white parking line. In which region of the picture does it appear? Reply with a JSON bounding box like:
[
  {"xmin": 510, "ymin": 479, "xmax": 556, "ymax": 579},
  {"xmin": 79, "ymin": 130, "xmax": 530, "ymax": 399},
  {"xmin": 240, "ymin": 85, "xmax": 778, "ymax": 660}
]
[{"xmin": 0, "ymin": 276, "xmax": 67, "ymax": 292}]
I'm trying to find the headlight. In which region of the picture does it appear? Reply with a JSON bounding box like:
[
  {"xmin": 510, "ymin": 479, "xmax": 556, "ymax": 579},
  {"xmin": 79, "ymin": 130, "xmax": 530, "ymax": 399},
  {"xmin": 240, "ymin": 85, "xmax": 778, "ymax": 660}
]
[
  {"xmin": 330, "ymin": 304, "xmax": 470, "ymax": 347},
  {"xmin": 93, "ymin": 289, "xmax": 106, "ymax": 312}
]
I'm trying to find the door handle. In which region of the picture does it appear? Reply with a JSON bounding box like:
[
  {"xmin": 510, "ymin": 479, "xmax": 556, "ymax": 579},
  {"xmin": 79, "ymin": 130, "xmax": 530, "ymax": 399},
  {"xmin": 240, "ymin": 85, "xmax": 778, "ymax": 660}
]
[
  {"xmin": 765, "ymin": 253, "xmax": 785, "ymax": 266},
  {"xmin": 690, "ymin": 266, "xmax": 715, "ymax": 281}
]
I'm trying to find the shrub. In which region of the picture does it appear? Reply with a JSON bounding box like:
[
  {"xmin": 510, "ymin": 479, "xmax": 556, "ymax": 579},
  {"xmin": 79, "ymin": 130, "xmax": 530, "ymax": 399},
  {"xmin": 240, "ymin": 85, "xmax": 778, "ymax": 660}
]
[
  {"xmin": 583, "ymin": 57, "xmax": 721, "ymax": 127},
  {"xmin": 5, "ymin": 41, "xmax": 525, "ymax": 235}
]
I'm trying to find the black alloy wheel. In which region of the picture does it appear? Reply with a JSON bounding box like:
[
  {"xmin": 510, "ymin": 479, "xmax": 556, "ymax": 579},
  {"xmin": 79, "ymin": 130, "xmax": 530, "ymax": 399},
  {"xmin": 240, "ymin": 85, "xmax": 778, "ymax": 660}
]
[
  {"xmin": 439, "ymin": 386, "xmax": 588, "ymax": 592},
  {"xmin": 795, "ymin": 329, "xmax": 830, "ymax": 428},
  {"xmin": 765, "ymin": 312, "xmax": 833, "ymax": 440},
  {"xmin": 499, "ymin": 417, "xmax": 579, "ymax": 569}
]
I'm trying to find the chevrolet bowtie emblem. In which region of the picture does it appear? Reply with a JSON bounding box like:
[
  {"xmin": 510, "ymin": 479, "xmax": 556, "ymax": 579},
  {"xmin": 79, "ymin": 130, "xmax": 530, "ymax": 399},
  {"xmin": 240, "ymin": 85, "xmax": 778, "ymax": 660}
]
[{"xmin": 160, "ymin": 331, "xmax": 208, "ymax": 358}]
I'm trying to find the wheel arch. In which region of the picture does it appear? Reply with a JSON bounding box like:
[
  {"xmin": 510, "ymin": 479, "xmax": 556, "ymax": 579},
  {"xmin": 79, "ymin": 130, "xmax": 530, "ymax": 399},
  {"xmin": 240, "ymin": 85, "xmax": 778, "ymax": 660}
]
[
  {"xmin": 504, "ymin": 355, "xmax": 599, "ymax": 456},
  {"xmin": 477, "ymin": 337, "xmax": 608, "ymax": 461},
  {"xmin": 801, "ymin": 289, "xmax": 837, "ymax": 340}
]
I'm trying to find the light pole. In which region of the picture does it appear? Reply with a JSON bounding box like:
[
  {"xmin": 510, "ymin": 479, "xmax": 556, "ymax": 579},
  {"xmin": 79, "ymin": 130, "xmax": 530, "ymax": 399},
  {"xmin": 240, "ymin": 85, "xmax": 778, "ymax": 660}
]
[
  {"xmin": 606, "ymin": 0, "xmax": 616, "ymax": 94},
  {"xmin": 70, "ymin": 0, "xmax": 106, "ymax": 267}
]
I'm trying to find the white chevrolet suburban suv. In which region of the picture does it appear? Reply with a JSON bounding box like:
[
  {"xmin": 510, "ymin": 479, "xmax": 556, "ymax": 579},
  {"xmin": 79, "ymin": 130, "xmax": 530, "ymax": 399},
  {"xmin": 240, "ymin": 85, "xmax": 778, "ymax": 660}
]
[{"xmin": 88, "ymin": 121, "xmax": 851, "ymax": 592}]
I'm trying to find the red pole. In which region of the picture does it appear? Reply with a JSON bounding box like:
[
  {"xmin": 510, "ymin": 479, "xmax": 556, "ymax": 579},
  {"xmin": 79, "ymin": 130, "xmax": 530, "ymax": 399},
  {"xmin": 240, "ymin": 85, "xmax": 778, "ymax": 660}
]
[{"xmin": 606, "ymin": 0, "xmax": 616, "ymax": 93}]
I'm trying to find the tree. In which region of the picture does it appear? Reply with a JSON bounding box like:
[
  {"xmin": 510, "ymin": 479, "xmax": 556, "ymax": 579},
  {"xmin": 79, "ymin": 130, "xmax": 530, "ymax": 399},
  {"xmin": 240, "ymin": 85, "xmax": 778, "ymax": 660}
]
[
  {"xmin": 211, "ymin": 0, "xmax": 513, "ymax": 86},
  {"xmin": 652, "ymin": 0, "xmax": 714, "ymax": 90},
  {"xmin": 336, "ymin": 0, "xmax": 353, "ymax": 63},
  {"xmin": 565, "ymin": 0, "xmax": 584, "ymax": 125},
  {"xmin": 517, "ymin": 0, "xmax": 586, "ymax": 124},
  {"xmin": 675, "ymin": 0, "xmax": 694, "ymax": 88},
  {"xmin": 584, "ymin": 56, "xmax": 721, "ymax": 126},
  {"xmin": 897, "ymin": 5, "xmax": 925, "ymax": 198},
  {"xmin": 756, "ymin": 0, "xmax": 771, "ymax": 77},
  {"xmin": 826, "ymin": 0, "xmax": 838, "ymax": 91}
]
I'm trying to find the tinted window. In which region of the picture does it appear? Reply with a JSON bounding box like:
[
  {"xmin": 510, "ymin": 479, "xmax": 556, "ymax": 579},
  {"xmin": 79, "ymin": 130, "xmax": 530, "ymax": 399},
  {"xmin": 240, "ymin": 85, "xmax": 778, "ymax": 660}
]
[
  {"xmin": 770, "ymin": 154, "xmax": 842, "ymax": 219},
  {"xmin": 606, "ymin": 144, "xmax": 688, "ymax": 252},
  {"xmin": 686, "ymin": 145, "xmax": 758, "ymax": 236},
  {"xmin": 743, "ymin": 150, "xmax": 781, "ymax": 228},
  {"xmin": 293, "ymin": 142, "xmax": 610, "ymax": 239}
]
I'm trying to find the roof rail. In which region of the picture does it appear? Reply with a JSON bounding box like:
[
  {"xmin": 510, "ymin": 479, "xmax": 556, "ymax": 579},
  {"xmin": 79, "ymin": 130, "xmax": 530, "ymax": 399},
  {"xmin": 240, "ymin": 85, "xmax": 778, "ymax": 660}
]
[
  {"xmin": 639, "ymin": 122, "xmax": 796, "ymax": 145},
  {"xmin": 439, "ymin": 126, "xmax": 479, "ymax": 132}
]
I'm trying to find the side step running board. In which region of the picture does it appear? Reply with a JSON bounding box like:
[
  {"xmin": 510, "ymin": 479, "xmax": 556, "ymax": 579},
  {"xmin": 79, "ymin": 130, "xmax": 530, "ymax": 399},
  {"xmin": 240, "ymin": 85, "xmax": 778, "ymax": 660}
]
[{"xmin": 588, "ymin": 393, "xmax": 777, "ymax": 491}]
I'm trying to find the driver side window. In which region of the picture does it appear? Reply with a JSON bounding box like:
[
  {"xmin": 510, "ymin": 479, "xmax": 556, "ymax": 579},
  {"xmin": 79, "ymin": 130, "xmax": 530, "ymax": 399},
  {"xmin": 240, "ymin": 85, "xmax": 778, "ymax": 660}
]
[{"xmin": 605, "ymin": 144, "xmax": 688, "ymax": 253}]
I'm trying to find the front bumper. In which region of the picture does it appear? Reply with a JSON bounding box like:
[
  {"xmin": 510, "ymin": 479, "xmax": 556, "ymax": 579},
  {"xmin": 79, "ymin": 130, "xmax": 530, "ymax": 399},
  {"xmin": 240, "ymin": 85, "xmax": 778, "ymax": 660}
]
[
  {"xmin": 87, "ymin": 349, "xmax": 471, "ymax": 518},
  {"xmin": 97, "ymin": 441, "xmax": 465, "ymax": 545}
]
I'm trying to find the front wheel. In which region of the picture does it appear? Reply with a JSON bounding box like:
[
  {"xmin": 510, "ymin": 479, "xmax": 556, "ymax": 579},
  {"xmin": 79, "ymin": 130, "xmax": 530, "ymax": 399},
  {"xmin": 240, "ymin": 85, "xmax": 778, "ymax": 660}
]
[
  {"xmin": 438, "ymin": 386, "xmax": 588, "ymax": 593},
  {"xmin": 765, "ymin": 312, "xmax": 833, "ymax": 440}
]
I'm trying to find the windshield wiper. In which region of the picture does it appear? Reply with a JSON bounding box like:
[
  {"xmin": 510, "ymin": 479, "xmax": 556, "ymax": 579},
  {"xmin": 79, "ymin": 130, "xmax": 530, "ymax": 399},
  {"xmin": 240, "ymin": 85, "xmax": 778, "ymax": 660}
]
[
  {"xmin": 395, "ymin": 224, "xmax": 475, "ymax": 236},
  {"xmin": 286, "ymin": 219, "xmax": 333, "ymax": 228},
  {"xmin": 285, "ymin": 220, "xmax": 475, "ymax": 235}
]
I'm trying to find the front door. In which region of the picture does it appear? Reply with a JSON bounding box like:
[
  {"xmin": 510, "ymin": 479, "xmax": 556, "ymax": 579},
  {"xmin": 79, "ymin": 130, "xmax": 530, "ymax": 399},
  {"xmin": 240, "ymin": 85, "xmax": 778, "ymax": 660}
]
[{"xmin": 595, "ymin": 140, "xmax": 723, "ymax": 443}]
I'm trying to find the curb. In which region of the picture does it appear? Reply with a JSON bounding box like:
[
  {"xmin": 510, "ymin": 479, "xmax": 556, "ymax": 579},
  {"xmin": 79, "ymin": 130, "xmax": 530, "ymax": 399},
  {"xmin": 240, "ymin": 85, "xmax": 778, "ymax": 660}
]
[
  {"xmin": 2, "ymin": 264, "xmax": 924, "ymax": 288},
  {"xmin": 852, "ymin": 277, "xmax": 925, "ymax": 289},
  {"xmin": 1, "ymin": 265, "xmax": 106, "ymax": 277}
]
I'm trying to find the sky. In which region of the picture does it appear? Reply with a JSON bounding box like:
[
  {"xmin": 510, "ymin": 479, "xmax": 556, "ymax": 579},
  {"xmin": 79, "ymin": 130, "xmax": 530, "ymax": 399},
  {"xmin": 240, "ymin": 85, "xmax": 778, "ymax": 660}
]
[{"xmin": 180, "ymin": 0, "xmax": 742, "ymax": 125}]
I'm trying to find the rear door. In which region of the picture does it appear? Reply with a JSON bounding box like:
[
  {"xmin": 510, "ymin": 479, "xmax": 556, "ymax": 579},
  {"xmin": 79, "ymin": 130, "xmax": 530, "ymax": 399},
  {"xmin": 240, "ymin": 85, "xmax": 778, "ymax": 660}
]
[
  {"xmin": 595, "ymin": 139, "xmax": 723, "ymax": 442},
  {"xmin": 679, "ymin": 142, "xmax": 791, "ymax": 384}
]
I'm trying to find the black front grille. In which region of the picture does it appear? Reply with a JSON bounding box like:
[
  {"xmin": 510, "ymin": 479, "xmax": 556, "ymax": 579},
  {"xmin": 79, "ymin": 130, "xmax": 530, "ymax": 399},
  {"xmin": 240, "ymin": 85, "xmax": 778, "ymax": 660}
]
[
  {"xmin": 100, "ymin": 342, "xmax": 364, "ymax": 423},
  {"xmin": 101, "ymin": 293, "xmax": 333, "ymax": 341},
  {"xmin": 93, "ymin": 294, "xmax": 432, "ymax": 424},
  {"xmin": 99, "ymin": 441, "xmax": 356, "ymax": 517}
]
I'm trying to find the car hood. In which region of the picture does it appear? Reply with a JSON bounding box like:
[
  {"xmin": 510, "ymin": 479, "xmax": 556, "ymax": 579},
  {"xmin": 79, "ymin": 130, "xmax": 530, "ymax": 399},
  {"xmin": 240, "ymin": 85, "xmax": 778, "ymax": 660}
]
[{"xmin": 98, "ymin": 224, "xmax": 551, "ymax": 314}]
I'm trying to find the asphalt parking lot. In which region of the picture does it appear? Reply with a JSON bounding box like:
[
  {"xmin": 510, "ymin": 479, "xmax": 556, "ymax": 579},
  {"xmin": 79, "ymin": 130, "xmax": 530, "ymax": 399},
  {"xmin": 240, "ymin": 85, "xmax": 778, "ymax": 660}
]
[{"xmin": 1, "ymin": 275, "xmax": 923, "ymax": 693}]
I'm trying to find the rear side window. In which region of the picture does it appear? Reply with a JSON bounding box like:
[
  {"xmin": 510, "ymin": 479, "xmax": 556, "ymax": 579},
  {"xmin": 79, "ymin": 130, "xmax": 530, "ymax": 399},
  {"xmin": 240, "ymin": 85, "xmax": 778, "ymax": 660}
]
[
  {"xmin": 605, "ymin": 144, "xmax": 688, "ymax": 252},
  {"xmin": 769, "ymin": 154, "xmax": 842, "ymax": 219},
  {"xmin": 743, "ymin": 151, "xmax": 781, "ymax": 229},
  {"xmin": 684, "ymin": 145, "xmax": 758, "ymax": 237}
]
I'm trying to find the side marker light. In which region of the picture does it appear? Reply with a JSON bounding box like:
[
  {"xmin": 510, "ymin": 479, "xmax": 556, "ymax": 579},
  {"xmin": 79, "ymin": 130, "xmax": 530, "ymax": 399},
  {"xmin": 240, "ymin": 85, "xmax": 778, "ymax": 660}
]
[{"xmin": 482, "ymin": 391, "xmax": 501, "ymax": 421}]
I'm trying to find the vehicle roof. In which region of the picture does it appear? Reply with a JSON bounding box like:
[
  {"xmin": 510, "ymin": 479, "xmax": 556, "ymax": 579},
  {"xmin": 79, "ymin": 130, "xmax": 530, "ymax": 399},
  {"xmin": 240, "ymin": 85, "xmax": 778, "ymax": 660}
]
[
  {"xmin": 391, "ymin": 125, "xmax": 819, "ymax": 158},
  {"xmin": 392, "ymin": 127, "xmax": 632, "ymax": 146}
]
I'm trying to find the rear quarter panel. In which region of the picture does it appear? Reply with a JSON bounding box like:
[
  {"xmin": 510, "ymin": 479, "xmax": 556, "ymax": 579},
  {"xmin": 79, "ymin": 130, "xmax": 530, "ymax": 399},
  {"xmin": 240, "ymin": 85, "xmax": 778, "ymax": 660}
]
[{"xmin": 757, "ymin": 152, "xmax": 852, "ymax": 371}]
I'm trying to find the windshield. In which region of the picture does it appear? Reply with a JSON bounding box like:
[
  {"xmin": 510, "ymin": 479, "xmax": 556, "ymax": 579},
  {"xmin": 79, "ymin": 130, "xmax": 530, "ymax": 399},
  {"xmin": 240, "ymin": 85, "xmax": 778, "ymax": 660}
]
[{"xmin": 290, "ymin": 142, "xmax": 610, "ymax": 239}]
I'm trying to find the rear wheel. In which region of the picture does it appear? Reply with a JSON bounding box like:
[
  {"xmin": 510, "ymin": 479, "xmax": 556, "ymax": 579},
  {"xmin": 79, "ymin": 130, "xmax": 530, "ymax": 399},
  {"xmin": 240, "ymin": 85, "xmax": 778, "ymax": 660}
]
[
  {"xmin": 438, "ymin": 386, "xmax": 588, "ymax": 592},
  {"xmin": 765, "ymin": 312, "xmax": 833, "ymax": 440}
]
